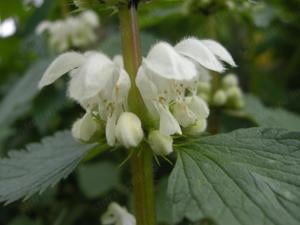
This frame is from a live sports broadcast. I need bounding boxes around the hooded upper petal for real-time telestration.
[201,39,237,67]
[175,37,225,72]
[143,42,197,80]
[38,52,84,89]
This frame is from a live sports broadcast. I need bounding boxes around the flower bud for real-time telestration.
[72,112,101,142]
[222,73,238,89]
[148,130,173,156]
[184,119,207,135]
[226,86,243,99]
[115,112,144,148]
[212,89,227,106]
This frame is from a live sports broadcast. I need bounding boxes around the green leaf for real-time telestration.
[156,177,173,224]
[168,128,300,225]
[244,95,300,131]
[77,161,120,199]
[0,58,52,127]
[0,131,95,204]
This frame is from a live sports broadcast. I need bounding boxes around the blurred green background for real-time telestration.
[0,0,299,224]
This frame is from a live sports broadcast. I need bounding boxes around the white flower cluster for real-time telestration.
[198,73,244,109]
[39,37,235,156]
[101,202,136,225]
[36,11,99,53]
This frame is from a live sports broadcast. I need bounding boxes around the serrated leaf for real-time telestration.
[168,128,300,225]
[0,58,52,127]
[244,95,300,131]
[0,131,96,204]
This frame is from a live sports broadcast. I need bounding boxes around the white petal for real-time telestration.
[38,52,84,89]
[157,104,182,135]
[68,52,117,102]
[144,42,197,80]
[112,68,131,105]
[71,112,99,142]
[196,65,211,82]
[201,39,237,67]
[175,37,224,72]
[148,130,173,156]
[105,111,118,146]
[101,202,136,225]
[136,67,160,116]
[113,55,124,68]
[172,101,197,127]
[115,112,144,149]
[187,95,210,119]
[83,52,114,89]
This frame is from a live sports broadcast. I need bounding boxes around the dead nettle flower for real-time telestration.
[39,51,131,146]
[38,36,236,153]
[136,37,236,154]
[36,11,99,52]
[101,202,136,225]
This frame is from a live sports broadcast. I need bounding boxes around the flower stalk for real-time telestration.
[119,2,157,225]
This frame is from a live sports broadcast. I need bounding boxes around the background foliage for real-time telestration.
[0,0,300,224]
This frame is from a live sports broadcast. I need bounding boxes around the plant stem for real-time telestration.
[119,3,157,225]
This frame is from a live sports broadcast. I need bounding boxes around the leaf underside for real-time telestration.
[169,128,300,225]
[0,131,95,205]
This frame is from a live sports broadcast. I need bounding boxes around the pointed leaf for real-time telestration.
[0,59,52,127]
[0,131,96,204]
[168,128,300,225]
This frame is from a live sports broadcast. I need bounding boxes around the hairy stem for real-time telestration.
[119,3,157,225]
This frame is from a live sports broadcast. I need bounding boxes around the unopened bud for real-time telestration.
[212,89,227,106]
[226,86,243,99]
[115,112,144,148]
[148,130,173,156]
[222,74,238,89]
[184,119,207,135]
[72,112,101,142]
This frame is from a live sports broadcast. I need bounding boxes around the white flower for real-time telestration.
[115,112,144,148]
[148,130,173,156]
[136,42,198,135]
[71,111,100,142]
[101,202,136,225]
[36,11,99,52]
[173,95,209,127]
[38,51,130,146]
[80,10,100,28]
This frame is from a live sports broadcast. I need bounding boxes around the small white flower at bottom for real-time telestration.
[101,202,136,225]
